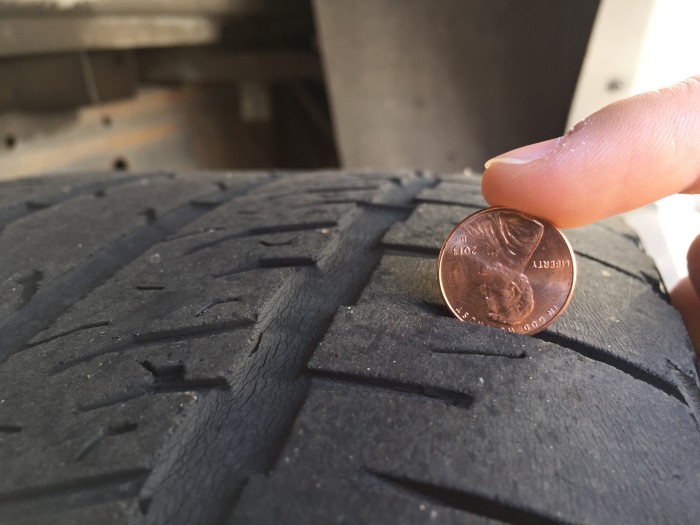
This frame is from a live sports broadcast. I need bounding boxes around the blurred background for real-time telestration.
[0,0,698,288]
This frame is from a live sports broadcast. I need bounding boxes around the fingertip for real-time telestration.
[481,162,589,228]
[482,139,562,213]
[481,77,700,227]
[484,138,561,170]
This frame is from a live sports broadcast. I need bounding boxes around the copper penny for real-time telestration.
[438,207,576,335]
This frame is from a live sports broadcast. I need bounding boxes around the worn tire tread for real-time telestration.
[0,170,697,525]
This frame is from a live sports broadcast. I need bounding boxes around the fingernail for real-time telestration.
[484,137,560,170]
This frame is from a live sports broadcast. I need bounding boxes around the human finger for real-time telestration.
[482,76,700,228]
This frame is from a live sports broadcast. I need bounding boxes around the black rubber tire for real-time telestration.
[0,169,698,525]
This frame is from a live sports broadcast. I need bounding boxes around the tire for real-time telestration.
[0,169,698,525]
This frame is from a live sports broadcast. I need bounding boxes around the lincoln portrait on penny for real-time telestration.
[463,210,544,325]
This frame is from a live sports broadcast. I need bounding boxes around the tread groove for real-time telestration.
[308,369,474,410]
[133,172,435,525]
[667,359,700,431]
[593,222,641,245]
[381,243,440,258]
[132,319,255,344]
[576,251,646,285]
[414,198,484,209]
[80,379,229,412]
[247,221,337,236]
[76,422,138,461]
[164,227,226,243]
[577,252,667,300]
[0,469,150,521]
[26,321,111,349]
[537,331,683,403]
[185,221,338,255]
[49,318,256,375]
[304,185,379,194]
[248,332,264,356]
[291,198,360,208]
[140,360,230,392]
[25,201,51,210]
[0,173,171,230]
[79,388,150,412]
[428,346,527,358]
[0,176,270,364]
[258,257,316,269]
[640,270,669,300]
[213,258,317,278]
[17,270,43,308]
[259,239,293,247]
[194,297,241,317]
[357,201,414,213]
[418,300,457,317]
[367,470,569,525]
[155,378,230,393]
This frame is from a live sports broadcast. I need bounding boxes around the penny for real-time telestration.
[438,207,576,335]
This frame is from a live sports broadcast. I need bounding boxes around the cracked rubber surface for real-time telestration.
[0,170,698,525]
